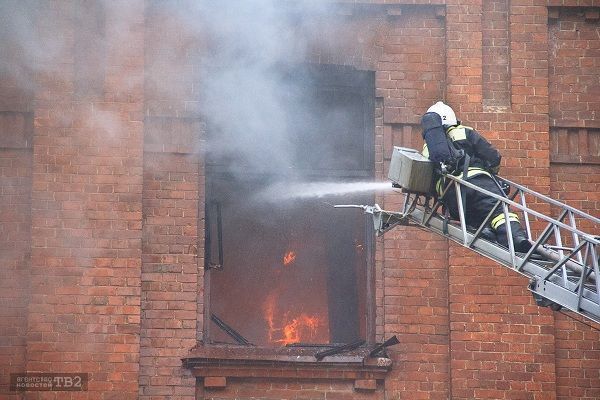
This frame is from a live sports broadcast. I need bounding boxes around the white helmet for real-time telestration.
[427,101,457,127]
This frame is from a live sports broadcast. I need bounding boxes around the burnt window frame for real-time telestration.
[202,64,376,348]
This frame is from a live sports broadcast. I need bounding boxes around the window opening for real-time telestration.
[204,65,375,347]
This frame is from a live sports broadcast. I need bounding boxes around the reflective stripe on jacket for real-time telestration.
[434,166,492,196]
[491,212,520,229]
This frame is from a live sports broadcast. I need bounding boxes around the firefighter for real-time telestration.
[422,101,532,253]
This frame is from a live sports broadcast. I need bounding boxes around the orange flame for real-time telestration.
[263,293,321,345]
[278,314,320,345]
[283,251,296,266]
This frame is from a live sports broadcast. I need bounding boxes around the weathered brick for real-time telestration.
[1,2,599,400]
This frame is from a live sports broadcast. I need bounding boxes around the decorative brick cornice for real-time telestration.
[182,344,392,390]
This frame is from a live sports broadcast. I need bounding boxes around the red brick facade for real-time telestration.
[1,1,599,399]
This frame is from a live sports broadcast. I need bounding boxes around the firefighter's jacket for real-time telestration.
[422,125,522,232]
[422,125,502,196]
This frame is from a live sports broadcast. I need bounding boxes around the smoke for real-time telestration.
[1,0,375,188]
[1,0,361,177]
[180,0,340,177]
[1,1,144,142]
[0,1,57,99]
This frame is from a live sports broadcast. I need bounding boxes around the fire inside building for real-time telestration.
[1,1,599,399]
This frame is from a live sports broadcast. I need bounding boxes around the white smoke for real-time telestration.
[175,0,339,176]
[2,1,360,178]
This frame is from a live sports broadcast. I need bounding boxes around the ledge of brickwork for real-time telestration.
[548,5,600,21]
[182,344,392,390]
[550,155,600,165]
[551,119,600,129]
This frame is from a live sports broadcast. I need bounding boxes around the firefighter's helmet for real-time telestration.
[427,101,457,127]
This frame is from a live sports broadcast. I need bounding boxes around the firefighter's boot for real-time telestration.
[495,221,532,253]
[480,226,497,242]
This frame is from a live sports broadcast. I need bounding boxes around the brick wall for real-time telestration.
[549,6,600,400]
[482,0,511,109]
[140,2,204,398]
[549,7,600,128]
[448,246,557,399]
[0,3,34,396]
[0,116,32,397]
[140,151,198,399]
[374,6,450,399]
[197,378,382,400]
[555,314,600,400]
[548,4,600,218]
[381,226,449,399]
[0,1,599,399]
[444,1,559,399]
[20,2,145,399]
[550,163,600,219]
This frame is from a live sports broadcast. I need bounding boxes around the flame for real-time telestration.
[278,314,320,345]
[263,293,322,345]
[283,251,296,266]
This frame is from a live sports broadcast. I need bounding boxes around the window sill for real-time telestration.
[182,343,392,390]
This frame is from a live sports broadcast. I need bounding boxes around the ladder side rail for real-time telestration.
[499,176,600,225]
[447,176,598,288]
[445,175,600,245]
[404,206,600,323]
[512,189,589,281]
[531,278,600,322]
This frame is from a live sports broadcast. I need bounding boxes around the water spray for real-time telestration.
[256,180,394,202]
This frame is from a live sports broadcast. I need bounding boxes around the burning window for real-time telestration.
[204,65,375,347]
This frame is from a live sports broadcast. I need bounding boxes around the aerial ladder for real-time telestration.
[338,147,600,325]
